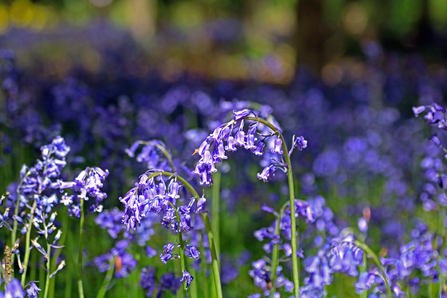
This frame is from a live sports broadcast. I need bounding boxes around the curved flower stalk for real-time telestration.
[249,200,313,297]
[120,170,222,298]
[125,139,176,172]
[192,109,307,297]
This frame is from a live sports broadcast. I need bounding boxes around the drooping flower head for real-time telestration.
[192,109,307,185]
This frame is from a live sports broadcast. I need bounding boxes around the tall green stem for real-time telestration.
[78,199,85,298]
[200,232,210,298]
[360,251,368,298]
[43,242,51,298]
[65,228,73,298]
[21,200,37,286]
[270,202,288,297]
[178,220,187,298]
[246,117,300,297]
[146,171,223,298]
[190,267,198,298]
[96,256,115,298]
[203,212,223,298]
[210,168,220,298]
[49,210,69,298]
[211,170,221,259]
[354,240,392,298]
[11,172,28,267]
[43,216,52,298]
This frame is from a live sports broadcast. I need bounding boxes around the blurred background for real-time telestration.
[1,0,447,84]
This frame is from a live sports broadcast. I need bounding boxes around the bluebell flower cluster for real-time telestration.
[1,135,109,294]
[193,109,307,185]
[120,173,202,289]
[66,166,109,216]
[19,136,70,196]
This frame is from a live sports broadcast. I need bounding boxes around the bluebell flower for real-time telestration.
[180,270,194,289]
[293,136,308,151]
[186,245,200,259]
[233,109,252,120]
[196,195,207,213]
[271,138,283,154]
[125,141,141,158]
[244,124,258,150]
[25,282,40,298]
[235,130,245,147]
[257,165,277,183]
[412,106,426,117]
[5,278,25,298]
[225,136,237,151]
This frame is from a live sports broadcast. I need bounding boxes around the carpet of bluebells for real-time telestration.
[2,23,447,298]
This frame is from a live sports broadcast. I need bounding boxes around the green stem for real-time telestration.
[21,200,37,287]
[153,143,176,173]
[96,256,115,298]
[246,117,300,297]
[141,141,176,172]
[200,232,210,298]
[211,170,221,259]
[30,249,37,282]
[11,172,28,267]
[146,171,223,298]
[203,212,223,298]
[178,223,187,298]
[43,241,51,298]
[78,199,85,298]
[360,251,368,298]
[354,240,392,298]
[65,229,72,298]
[270,202,289,298]
[49,210,69,298]
[190,268,198,298]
